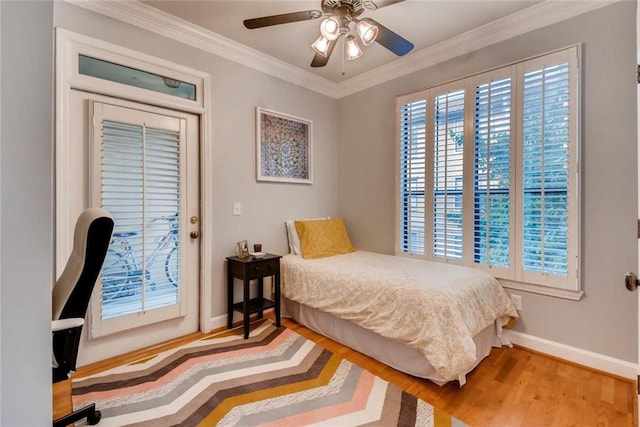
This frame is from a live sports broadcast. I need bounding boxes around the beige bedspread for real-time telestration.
[281,251,518,381]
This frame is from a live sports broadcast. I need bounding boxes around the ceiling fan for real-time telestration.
[243,0,414,69]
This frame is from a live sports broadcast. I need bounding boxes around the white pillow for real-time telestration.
[285,218,329,255]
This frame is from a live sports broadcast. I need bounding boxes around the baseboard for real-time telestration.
[209,314,227,332]
[504,329,637,380]
[208,310,287,333]
[209,315,638,380]
[209,303,291,333]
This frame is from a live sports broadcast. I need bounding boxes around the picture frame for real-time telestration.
[256,107,313,184]
[235,240,249,258]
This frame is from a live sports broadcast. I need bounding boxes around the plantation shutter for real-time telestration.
[473,77,512,269]
[432,89,465,260]
[398,99,427,255]
[100,119,145,318]
[395,47,579,294]
[521,61,570,279]
[93,102,185,330]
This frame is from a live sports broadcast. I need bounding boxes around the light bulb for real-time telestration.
[311,35,330,57]
[344,35,363,61]
[356,19,378,46]
[320,17,340,41]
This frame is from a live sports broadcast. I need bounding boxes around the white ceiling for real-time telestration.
[142,0,541,83]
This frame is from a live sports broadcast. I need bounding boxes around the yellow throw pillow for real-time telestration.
[294,218,356,259]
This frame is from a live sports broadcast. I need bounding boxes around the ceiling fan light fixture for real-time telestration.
[243,0,415,71]
[320,17,341,41]
[311,35,331,56]
[344,34,363,60]
[356,19,378,46]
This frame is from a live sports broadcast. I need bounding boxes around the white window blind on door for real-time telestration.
[100,120,181,319]
[92,102,187,336]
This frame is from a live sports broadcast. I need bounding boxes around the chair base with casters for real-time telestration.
[52,208,114,427]
[52,321,102,426]
[53,403,101,427]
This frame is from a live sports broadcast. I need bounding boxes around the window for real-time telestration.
[399,99,427,255]
[79,55,197,100]
[521,62,571,280]
[396,47,579,294]
[433,89,465,260]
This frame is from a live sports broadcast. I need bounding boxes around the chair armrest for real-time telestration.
[52,318,84,332]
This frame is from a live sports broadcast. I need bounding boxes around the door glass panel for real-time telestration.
[99,119,181,320]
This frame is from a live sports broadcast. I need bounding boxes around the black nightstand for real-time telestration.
[226,253,282,339]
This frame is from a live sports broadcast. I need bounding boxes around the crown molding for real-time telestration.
[65,0,341,98]
[65,0,620,100]
[336,0,620,97]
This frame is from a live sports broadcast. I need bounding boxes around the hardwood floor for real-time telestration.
[54,317,637,426]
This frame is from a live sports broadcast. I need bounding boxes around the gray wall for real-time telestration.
[54,2,339,326]
[337,1,638,362]
[0,3,635,424]
[1,1,54,425]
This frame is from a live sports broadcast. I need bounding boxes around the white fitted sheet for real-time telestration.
[284,298,502,386]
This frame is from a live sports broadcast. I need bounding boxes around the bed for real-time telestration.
[281,218,519,386]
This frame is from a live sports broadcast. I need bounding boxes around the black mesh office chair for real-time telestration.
[52,208,114,427]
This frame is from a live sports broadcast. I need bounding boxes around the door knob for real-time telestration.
[190,231,200,239]
[625,272,638,291]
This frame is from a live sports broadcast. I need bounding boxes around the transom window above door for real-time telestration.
[79,55,197,101]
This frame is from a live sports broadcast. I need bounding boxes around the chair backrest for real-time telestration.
[52,208,114,322]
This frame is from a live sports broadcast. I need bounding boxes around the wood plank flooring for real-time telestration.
[53,317,637,426]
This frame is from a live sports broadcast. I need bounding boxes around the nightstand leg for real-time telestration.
[227,266,233,330]
[257,277,264,319]
[274,270,281,327]
[243,278,250,339]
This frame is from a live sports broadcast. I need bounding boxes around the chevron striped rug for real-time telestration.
[72,320,466,426]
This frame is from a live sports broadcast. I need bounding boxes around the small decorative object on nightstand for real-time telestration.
[226,253,282,339]
[234,240,250,258]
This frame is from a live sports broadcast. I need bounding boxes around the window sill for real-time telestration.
[499,279,584,301]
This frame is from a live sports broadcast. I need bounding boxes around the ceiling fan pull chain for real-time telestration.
[341,35,346,75]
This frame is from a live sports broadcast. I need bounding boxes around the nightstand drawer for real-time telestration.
[246,259,278,280]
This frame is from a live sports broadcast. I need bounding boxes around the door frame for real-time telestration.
[637,0,640,411]
[55,28,214,333]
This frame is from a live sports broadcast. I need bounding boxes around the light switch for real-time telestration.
[233,202,242,216]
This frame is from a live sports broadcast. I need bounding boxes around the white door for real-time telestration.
[62,91,200,364]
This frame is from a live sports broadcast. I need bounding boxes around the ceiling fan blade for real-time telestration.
[369,18,414,56]
[367,0,405,10]
[310,39,337,67]
[243,10,322,29]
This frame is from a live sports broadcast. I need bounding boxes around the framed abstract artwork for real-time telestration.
[256,107,313,184]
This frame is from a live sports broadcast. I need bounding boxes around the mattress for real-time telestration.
[281,251,518,384]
